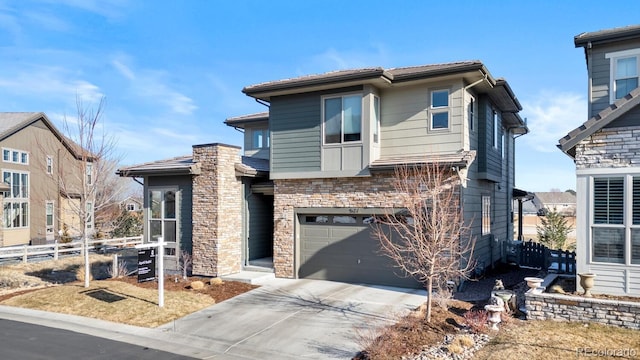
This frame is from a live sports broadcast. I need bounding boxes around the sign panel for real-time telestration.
[137,248,156,283]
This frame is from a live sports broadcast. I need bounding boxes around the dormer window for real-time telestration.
[323,94,362,144]
[606,49,640,103]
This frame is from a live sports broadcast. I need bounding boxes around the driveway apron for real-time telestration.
[159,278,426,359]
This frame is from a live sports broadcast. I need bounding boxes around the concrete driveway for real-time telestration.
[159,278,426,359]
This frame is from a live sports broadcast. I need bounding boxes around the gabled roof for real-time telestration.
[575,25,640,48]
[558,86,640,158]
[0,112,87,159]
[117,155,200,177]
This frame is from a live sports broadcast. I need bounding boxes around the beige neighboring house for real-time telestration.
[534,192,576,216]
[0,112,93,246]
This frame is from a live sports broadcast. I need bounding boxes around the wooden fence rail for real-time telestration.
[504,240,576,275]
[0,236,143,263]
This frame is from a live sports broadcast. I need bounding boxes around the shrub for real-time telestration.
[209,278,223,286]
[190,280,204,290]
[463,309,488,334]
[456,334,475,348]
[447,343,464,354]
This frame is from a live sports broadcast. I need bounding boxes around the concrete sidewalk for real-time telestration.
[0,278,426,359]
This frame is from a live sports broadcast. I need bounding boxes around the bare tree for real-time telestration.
[372,161,475,322]
[58,97,122,288]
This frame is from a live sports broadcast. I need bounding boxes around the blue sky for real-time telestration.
[1,1,639,192]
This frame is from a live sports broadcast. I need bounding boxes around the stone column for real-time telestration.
[191,143,242,277]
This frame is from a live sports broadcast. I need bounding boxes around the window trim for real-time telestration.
[468,95,476,133]
[588,174,640,266]
[2,148,28,165]
[373,95,380,143]
[482,195,491,235]
[429,89,450,131]
[46,155,53,175]
[606,48,640,104]
[492,109,499,149]
[2,169,29,229]
[251,128,270,150]
[322,93,364,145]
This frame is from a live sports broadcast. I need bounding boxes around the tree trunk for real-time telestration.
[426,277,433,322]
[84,236,90,288]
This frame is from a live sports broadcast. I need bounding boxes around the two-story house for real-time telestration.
[0,112,93,246]
[119,60,528,288]
[559,25,640,297]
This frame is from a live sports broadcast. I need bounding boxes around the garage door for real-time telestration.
[298,214,421,289]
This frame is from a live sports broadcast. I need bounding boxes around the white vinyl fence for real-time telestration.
[0,236,142,263]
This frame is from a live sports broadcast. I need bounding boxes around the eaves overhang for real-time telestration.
[558,86,640,159]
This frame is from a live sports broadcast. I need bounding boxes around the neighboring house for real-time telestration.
[119,60,528,288]
[121,196,143,212]
[0,112,94,246]
[534,192,576,216]
[559,25,640,296]
[513,191,577,244]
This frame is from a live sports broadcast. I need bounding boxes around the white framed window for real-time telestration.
[430,89,449,130]
[2,170,29,228]
[323,94,362,144]
[493,109,499,149]
[149,188,178,249]
[606,49,640,103]
[85,201,93,230]
[482,195,491,235]
[590,175,640,265]
[2,148,28,165]
[126,203,136,211]
[502,130,506,159]
[468,96,475,132]
[86,163,93,185]
[251,128,270,149]
[46,156,53,174]
[373,95,380,143]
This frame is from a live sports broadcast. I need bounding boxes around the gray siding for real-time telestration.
[244,123,270,160]
[588,39,640,117]
[147,175,193,253]
[607,103,640,128]
[476,96,502,181]
[379,81,464,157]
[269,93,322,174]
[269,86,364,176]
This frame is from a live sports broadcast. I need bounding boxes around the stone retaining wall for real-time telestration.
[525,291,640,330]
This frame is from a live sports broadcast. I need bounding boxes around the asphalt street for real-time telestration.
[0,319,195,360]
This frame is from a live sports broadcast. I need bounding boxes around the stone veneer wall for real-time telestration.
[273,173,460,278]
[191,143,242,277]
[525,291,640,329]
[574,126,640,169]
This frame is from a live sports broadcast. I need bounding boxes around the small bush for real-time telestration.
[455,334,475,348]
[209,278,223,286]
[432,288,453,310]
[107,260,130,278]
[447,343,464,354]
[463,310,488,334]
[75,267,94,282]
[190,280,204,290]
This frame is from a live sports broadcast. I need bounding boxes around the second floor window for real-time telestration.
[430,90,449,130]
[46,156,53,174]
[324,94,362,144]
[607,49,640,103]
[614,56,638,100]
[252,129,270,149]
[3,148,28,165]
[493,109,499,149]
[86,163,93,185]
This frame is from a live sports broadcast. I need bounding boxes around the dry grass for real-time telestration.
[0,255,113,295]
[474,320,640,359]
[1,279,215,328]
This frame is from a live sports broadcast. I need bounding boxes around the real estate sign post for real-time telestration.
[135,239,166,307]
